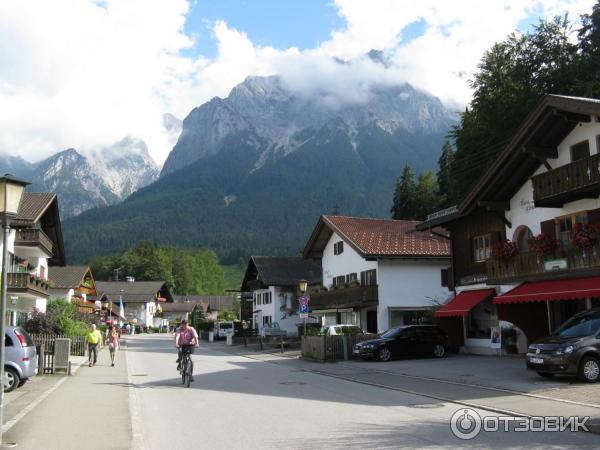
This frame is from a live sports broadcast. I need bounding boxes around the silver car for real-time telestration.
[5,326,37,392]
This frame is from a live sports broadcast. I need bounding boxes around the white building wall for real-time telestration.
[377,259,450,331]
[321,231,377,287]
[506,121,600,238]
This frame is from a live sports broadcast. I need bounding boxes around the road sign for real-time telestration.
[299,304,308,313]
[299,295,309,306]
[299,313,308,319]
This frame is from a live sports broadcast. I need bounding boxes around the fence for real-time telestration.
[30,333,87,357]
[301,334,377,362]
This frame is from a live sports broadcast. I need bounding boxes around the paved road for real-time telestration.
[126,335,599,449]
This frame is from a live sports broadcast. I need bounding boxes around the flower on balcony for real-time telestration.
[492,240,519,259]
[527,233,557,256]
[569,223,600,249]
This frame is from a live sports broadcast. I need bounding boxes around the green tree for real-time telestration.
[450,16,579,201]
[436,141,455,207]
[391,165,418,220]
[414,171,440,220]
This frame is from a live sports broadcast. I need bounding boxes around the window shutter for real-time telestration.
[540,219,555,238]
[441,268,449,287]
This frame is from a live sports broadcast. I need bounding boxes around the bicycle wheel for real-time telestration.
[186,359,193,388]
[181,359,187,385]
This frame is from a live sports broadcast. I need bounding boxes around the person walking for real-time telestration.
[106,325,119,367]
[85,324,103,367]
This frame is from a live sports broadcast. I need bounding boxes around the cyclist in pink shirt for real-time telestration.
[175,320,199,371]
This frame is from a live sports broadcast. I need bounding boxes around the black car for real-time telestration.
[526,308,600,383]
[353,325,448,361]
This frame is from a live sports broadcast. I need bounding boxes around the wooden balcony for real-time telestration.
[14,228,53,257]
[486,241,600,284]
[6,273,50,298]
[310,284,378,310]
[532,153,600,207]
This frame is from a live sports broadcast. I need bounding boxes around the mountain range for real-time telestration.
[62,74,458,264]
[0,137,159,218]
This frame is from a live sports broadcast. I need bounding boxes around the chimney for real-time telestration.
[126,276,135,283]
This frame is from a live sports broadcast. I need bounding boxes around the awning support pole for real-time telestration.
[546,301,552,334]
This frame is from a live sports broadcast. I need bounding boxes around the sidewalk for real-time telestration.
[212,341,600,433]
[3,347,131,449]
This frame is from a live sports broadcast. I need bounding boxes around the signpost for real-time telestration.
[299,295,310,333]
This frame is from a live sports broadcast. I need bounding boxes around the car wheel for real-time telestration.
[536,372,555,378]
[432,344,446,358]
[579,356,600,383]
[4,367,19,393]
[378,347,391,362]
[18,379,27,388]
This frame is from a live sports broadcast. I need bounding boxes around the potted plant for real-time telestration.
[492,240,519,259]
[527,233,557,259]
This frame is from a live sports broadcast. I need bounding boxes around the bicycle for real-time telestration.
[179,345,194,388]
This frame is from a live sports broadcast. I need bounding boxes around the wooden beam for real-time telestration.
[552,109,591,123]
[522,145,558,159]
[478,201,510,211]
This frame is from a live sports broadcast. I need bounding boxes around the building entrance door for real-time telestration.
[366,310,377,333]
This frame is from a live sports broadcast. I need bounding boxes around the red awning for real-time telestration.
[435,288,495,318]
[494,276,600,304]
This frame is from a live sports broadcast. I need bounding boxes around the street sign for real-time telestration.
[299,304,309,313]
[299,295,309,306]
[299,313,308,319]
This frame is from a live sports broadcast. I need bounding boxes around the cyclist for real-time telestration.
[175,320,199,379]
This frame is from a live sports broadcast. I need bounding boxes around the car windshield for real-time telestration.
[219,323,233,329]
[554,314,600,337]
[380,327,404,338]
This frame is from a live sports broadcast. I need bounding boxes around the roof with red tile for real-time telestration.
[304,215,451,259]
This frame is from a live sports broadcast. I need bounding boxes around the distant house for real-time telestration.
[241,256,322,336]
[3,192,66,325]
[95,278,173,328]
[48,265,98,313]
[303,215,451,333]
[157,302,199,327]
[172,295,235,321]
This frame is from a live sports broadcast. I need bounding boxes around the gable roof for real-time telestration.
[95,281,173,303]
[460,94,600,215]
[303,215,451,259]
[48,266,92,289]
[160,302,197,313]
[13,192,66,266]
[241,256,322,291]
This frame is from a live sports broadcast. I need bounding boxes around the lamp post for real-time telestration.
[299,279,308,335]
[0,174,29,447]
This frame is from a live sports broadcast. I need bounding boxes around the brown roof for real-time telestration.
[95,281,173,303]
[241,257,322,291]
[13,193,56,227]
[48,266,91,289]
[172,295,233,311]
[304,215,451,259]
[161,302,197,313]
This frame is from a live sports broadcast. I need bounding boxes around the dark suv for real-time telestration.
[526,308,600,382]
[353,325,448,361]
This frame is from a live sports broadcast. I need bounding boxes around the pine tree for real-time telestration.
[437,141,455,207]
[391,165,417,220]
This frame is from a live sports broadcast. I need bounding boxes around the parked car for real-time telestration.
[214,321,235,339]
[526,308,600,383]
[5,326,37,392]
[321,324,364,336]
[262,322,286,337]
[353,325,448,361]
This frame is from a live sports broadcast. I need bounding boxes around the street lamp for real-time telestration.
[0,174,29,447]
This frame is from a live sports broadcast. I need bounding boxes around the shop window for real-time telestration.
[571,140,590,162]
[472,234,492,262]
[360,269,377,286]
[334,241,344,255]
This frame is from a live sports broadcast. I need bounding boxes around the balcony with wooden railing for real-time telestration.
[6,272,50,298]
[14,228,53,257]
[310,284,378,310]
[532,153,600,207]
[486,240,600,284]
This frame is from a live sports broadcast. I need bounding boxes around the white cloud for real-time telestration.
[0,0,596,164]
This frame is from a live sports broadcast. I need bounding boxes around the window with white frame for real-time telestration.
[472,234,492,262]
